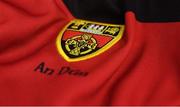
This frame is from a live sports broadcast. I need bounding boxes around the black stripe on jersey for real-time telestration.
[63,0,180,23]
[126,0,180,22]
[63,0,125,24]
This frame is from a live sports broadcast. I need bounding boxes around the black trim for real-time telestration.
[63,0,125,24]
[126,0,180,22]
[63,0,180,23]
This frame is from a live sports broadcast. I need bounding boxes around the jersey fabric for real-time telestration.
[0,0,180,105]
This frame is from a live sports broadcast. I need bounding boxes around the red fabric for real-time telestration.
[0,0,179,105]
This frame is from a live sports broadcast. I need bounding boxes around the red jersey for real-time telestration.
[0,0,179,105]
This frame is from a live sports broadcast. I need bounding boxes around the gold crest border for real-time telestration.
[56,19,125,62]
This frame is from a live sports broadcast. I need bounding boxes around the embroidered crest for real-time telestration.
[56,19,125,62]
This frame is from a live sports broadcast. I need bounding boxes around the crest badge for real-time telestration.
[56,19,125,62]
